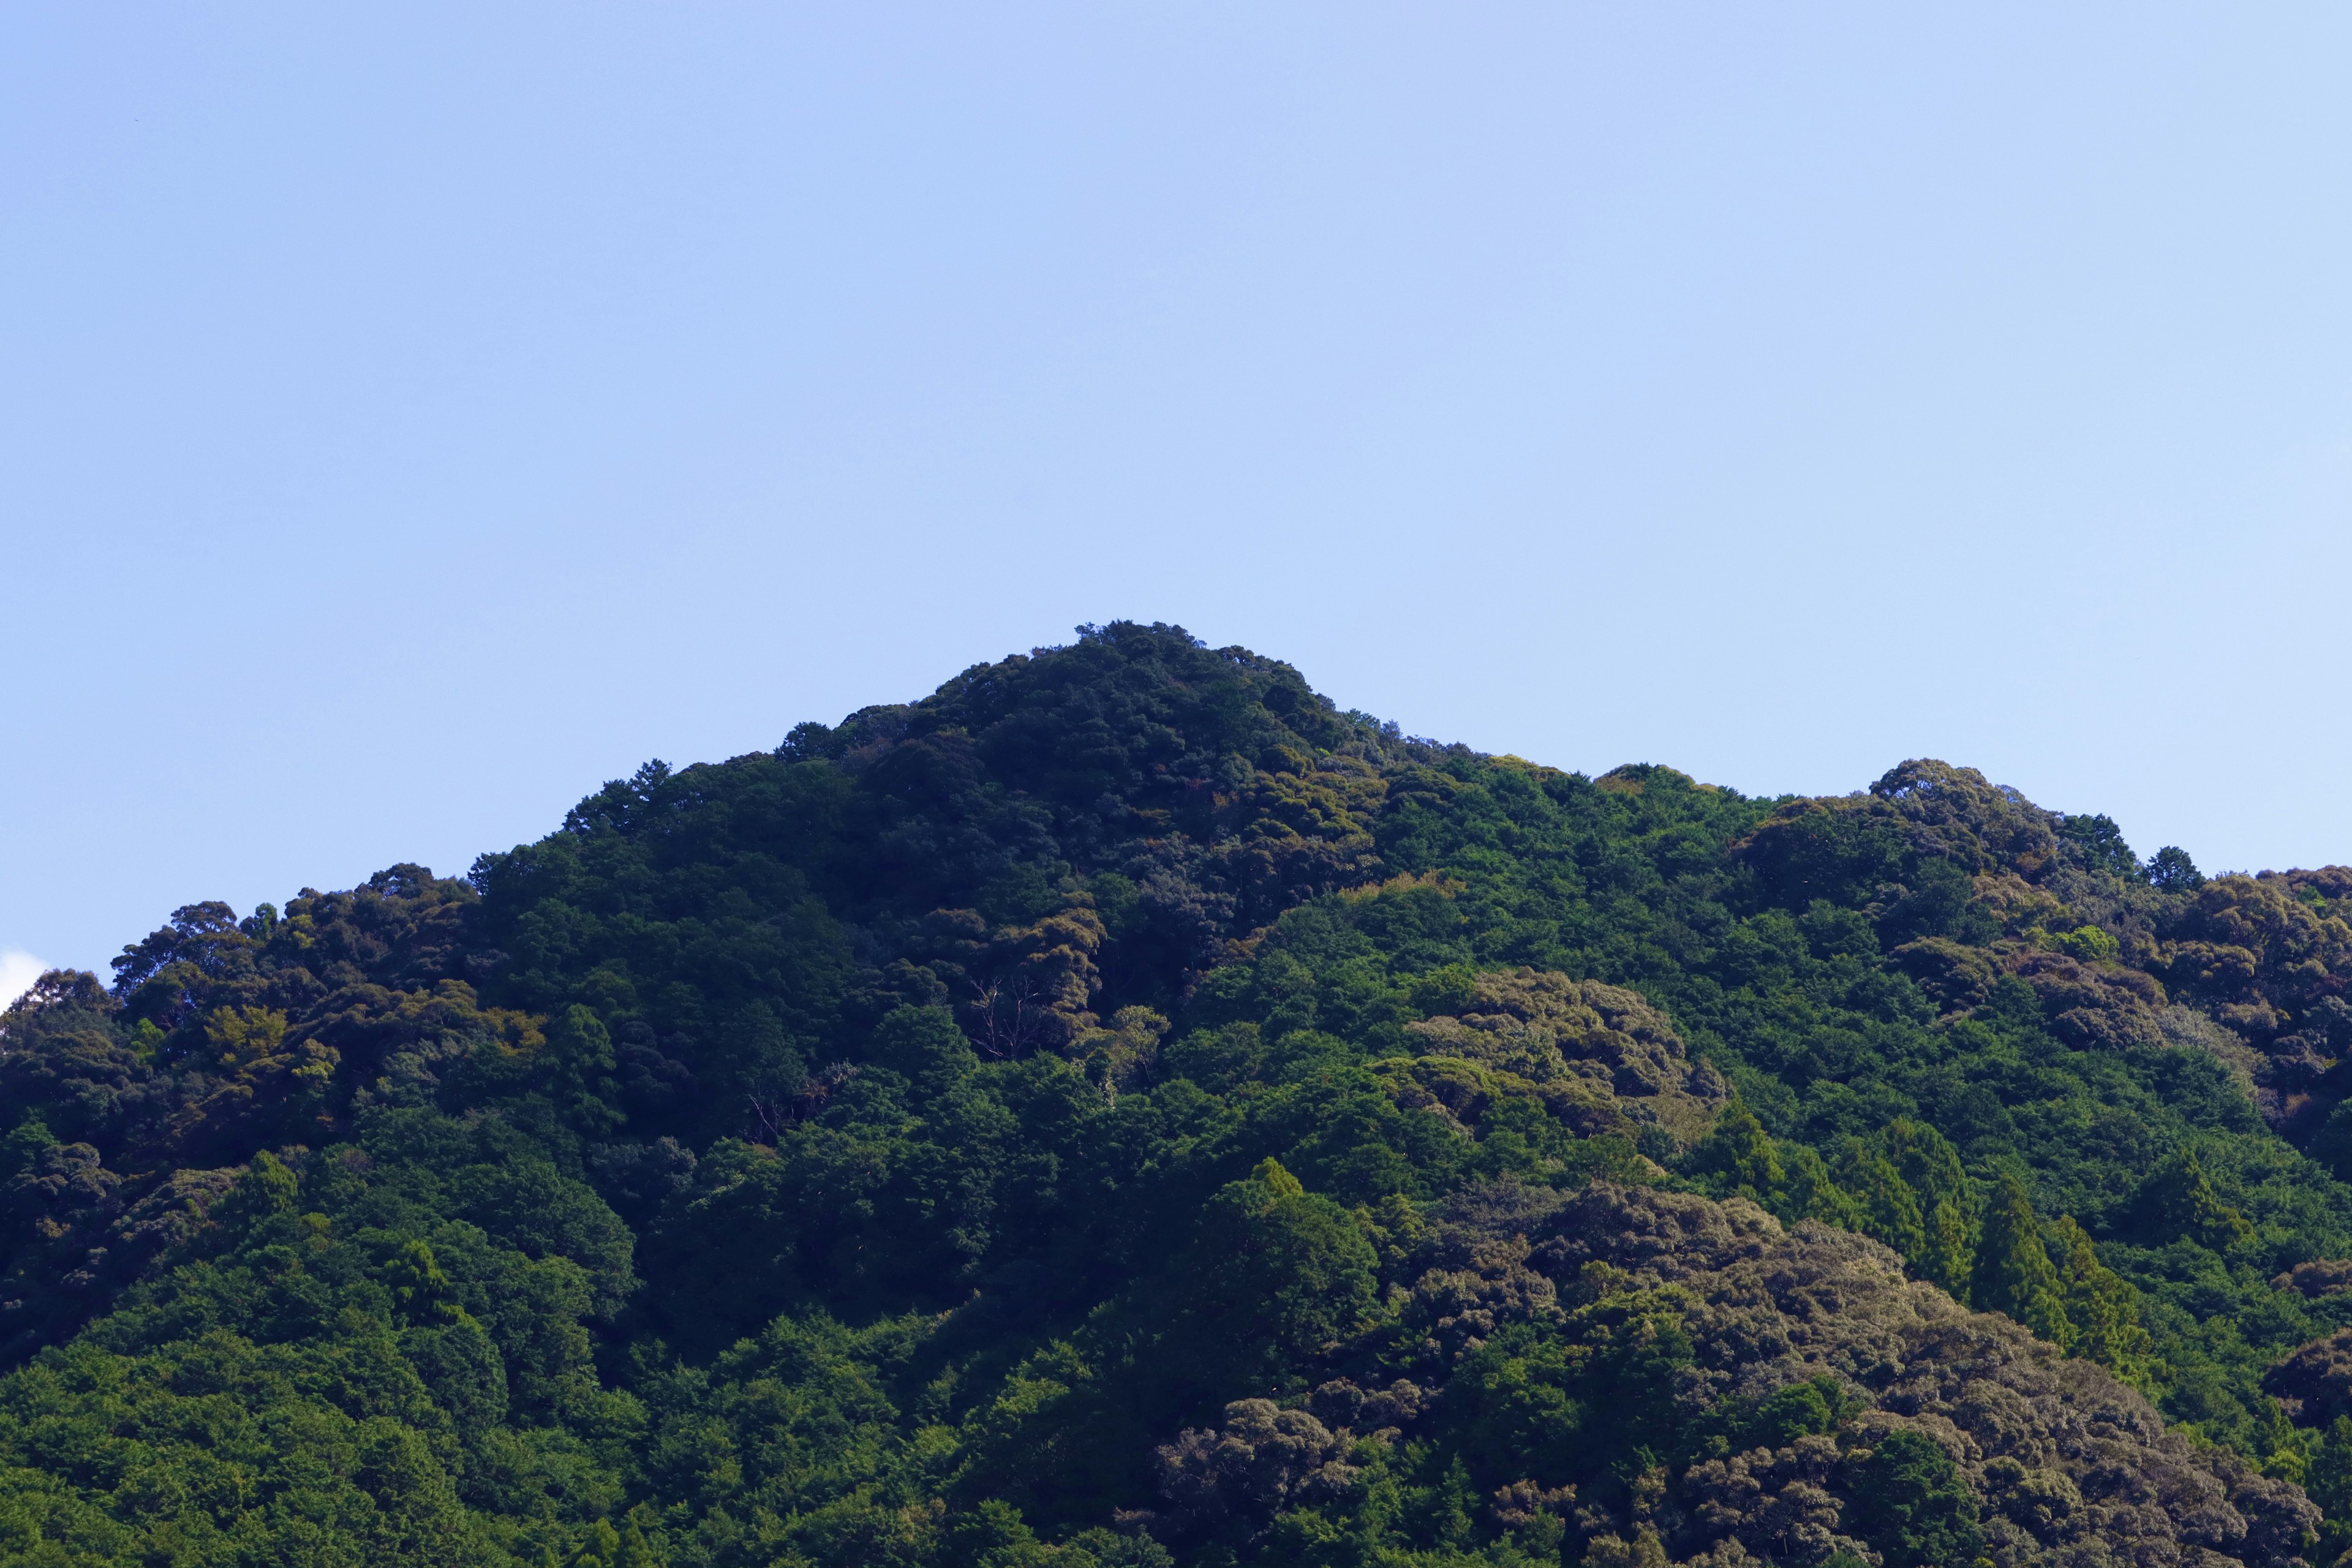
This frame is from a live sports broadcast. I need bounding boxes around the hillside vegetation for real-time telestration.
[6,620,2352,1567]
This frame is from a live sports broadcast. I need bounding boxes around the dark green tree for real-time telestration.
[1972,1172,2071,1348]
[1882,1118,1973,1296]
[1833,1139,1926,1265]
[2058,813,2140,880]
[2146,845,2205,892]
[1174,1159,1378,1392]
[1843,1430,1985,1568]
[2145,1147,2253,1251]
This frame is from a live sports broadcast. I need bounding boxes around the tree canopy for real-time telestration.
[4,621,2351,1566]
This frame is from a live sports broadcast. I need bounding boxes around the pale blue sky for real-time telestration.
[7,5,2352,987]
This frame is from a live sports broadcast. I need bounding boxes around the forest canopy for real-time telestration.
[4,620,2352,1567]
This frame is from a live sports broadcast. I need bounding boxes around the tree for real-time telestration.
[1882,1118,1974,1295]
[2146,845,2205,893]
[868,1003,976,1096]
[1842,1430,1985,1568]
[1689,1102,1784,1206]
[1776,1142,1860,1228]
[1167,1159,1378,1399]
[2144,1147,2253,1251]
[2049,1215,2158,1389]
[538,1005,625,1136]
[568,1520,620,1568]
[1833,1139,1926,1264]
[219,1148,301,1231]
[385,1238,461,1326]
[1971,1172,2071,1348]
[2058,813,2140,880]
[2307,1417,2352,1561]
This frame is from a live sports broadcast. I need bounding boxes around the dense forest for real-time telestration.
[7,620,2352,1567]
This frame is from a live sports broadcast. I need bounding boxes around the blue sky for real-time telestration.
[7,4,2351,990]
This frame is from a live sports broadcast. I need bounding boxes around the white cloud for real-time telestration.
[0,952,47,1011]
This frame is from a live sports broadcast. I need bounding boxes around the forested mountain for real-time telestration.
[7,620,2352,1567]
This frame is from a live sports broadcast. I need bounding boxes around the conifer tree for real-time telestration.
[2148,1147,2253,1251]
[1833,1139,1926,1263]
[570,1520,621,1568]
[1777,1142,1859,1227]
[616,1517,662,1568]
[1884,1118,1975,1295]
[2048,1215,2158,1389]
[1971,1172,2072,1348]
[1692,1101,1784,1205]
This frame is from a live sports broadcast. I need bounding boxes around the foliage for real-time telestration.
[1841,1429,1983,1568]
[0,622,2348,1564]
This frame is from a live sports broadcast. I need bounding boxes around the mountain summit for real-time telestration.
[4,622,2351,1566]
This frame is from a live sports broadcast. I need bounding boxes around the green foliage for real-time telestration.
[2059,813,2141,881]
[2309,1418,2352,1562]
[1885,1118,1975,1295]
[0,624,2348,1563]
[1696,1374,1863,1455]
[1973,1172,2073,1347]
[2147,845,2207,892]
[2145,1147,2256,1252]
[1842,1430,1985,1568]
[1836,1138,1929,1262]
[1685,1101,1782,1205]
[2049,1215,2158,1389]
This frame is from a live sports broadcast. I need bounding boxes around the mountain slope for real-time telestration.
[3,620,2351,1567]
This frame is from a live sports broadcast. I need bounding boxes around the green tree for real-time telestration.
[1153,1159,1379,1417]
[2057,813,2139,880]
[385,1238,461,1325]
[1689,1101,1784,1205]
[1776,1142,1860,1227]
[2146,845,2205,892]
[569,1519,621,1568]
[2049,1215,2158,1389]
[2146,1148,2253,1251]
[1972,1172,2071,1347]
[1842,1429,1985,1568]
[869,1003,976,1096]
[1882,1118,1974,1295]
[219,1147,301,1230]
[1,1114,56,1177]
[539,1004,625,1136]
[2305,1417,2352,1560]
[615,1516,661,1568]
[1833,1139,1926,1264]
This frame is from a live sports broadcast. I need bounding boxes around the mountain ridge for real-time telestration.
[3,620,2350,1567]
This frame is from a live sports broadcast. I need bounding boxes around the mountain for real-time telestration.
[4,619,2351,1567]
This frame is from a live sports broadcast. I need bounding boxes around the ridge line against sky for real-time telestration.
[6,5,2350,974]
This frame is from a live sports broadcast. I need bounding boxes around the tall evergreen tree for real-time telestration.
[1883,1118,1974,1295]
[1833,1139,1926,1264]
[1777,1142,1860,1228]
[1972,1172,2072,1348]
[2147,1147,2254,1251]
[2049,1215,2158,1389]
[1691,1101,1784,1207]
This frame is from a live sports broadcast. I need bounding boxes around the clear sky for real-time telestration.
[7,5,2351,992]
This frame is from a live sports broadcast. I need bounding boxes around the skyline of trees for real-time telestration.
[1,621,2348,1566]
